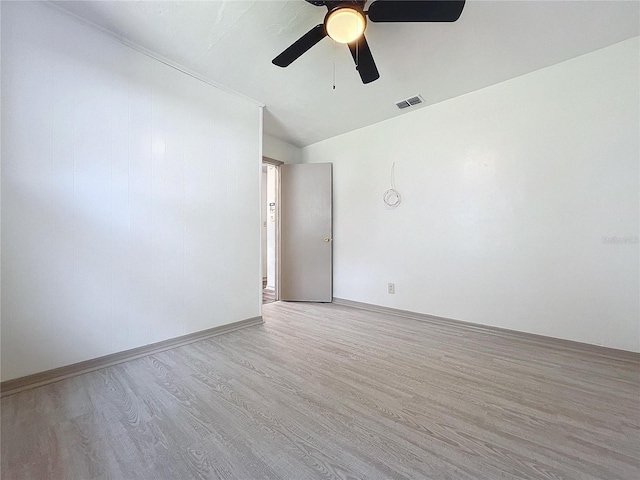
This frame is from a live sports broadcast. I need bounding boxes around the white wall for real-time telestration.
[0,3,3,376]
[303,38,640,352]
[1,2,262,381]
[263,133,301,164]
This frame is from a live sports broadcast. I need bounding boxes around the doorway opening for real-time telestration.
[262,157,282,304]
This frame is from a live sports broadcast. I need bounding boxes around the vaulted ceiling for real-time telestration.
[52,1,639,147]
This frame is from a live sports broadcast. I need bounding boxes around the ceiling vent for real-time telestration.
[395,95,424,110]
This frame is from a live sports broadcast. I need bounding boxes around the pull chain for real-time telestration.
[332,39,336,90]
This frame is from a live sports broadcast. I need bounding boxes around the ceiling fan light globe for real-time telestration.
[325,7,366,44]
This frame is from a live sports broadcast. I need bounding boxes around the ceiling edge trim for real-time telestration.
[44,1,266,108]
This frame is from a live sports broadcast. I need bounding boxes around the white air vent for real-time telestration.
[395,95,424,110]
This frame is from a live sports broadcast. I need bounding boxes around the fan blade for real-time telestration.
[367,0,465,23]
[272,24,327,67]
[348,35,380,84]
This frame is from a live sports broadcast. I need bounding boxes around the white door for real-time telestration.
[280,163,332,302]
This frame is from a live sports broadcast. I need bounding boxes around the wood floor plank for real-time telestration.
[2,301,639,479]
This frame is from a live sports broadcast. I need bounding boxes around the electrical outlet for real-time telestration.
[388,283,395,294]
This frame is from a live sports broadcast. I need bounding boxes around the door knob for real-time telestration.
[324,237,332,242]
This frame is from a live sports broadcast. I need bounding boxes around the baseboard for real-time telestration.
[1,316,264,397]
[332,298,640,361]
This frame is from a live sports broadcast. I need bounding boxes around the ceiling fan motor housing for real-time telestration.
[324,4,367,44]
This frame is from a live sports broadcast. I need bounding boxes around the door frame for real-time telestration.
[262,156,283,302]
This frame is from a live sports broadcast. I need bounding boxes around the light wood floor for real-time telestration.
[2,301,639,479]
[262,288,275,305]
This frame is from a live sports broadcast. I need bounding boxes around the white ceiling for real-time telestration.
[52,1,639,147]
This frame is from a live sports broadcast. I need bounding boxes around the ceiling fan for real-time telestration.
[272,1,466,84]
